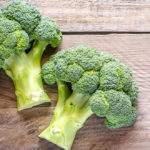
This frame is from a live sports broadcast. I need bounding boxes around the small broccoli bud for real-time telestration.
[14,30,29,53]
[3,32,18,48]
[90,89,137,129]
[0,46,14,60]
[127,80,138,104]
[66,64,84,82]
[89,90,110,117]
[1,0,41,34]
[100,52,119,64]
[100,62,132,91]
[42,74,56,85]
[55,58,68,81]
[42,60,56,85]
[0,17,22,44]
[77,47,103,71]
[55,61,84,82]
[79,55,103,71]
[72,71,99,94]
[32,17,62,48]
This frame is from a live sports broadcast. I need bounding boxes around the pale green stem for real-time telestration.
[3,41,50,111]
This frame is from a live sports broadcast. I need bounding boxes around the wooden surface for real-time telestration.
[0,34,150,150]
[0,0,150,150]
[1,0,150,32]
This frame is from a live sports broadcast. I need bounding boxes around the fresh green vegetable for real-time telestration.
[39,46,138,150]
[0,1,62,110]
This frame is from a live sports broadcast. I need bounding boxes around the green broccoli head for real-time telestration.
[0,1,62,68]
[89,90,137,129]
[0,17,29,67]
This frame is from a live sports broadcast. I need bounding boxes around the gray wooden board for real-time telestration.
[0,34,150,150]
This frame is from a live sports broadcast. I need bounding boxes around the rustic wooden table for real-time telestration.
[0,0,150,150]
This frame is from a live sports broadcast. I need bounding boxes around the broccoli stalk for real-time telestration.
[3,41,49,110]
[39,81,93,150]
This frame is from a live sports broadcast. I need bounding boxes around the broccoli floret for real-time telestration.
[32,17,62,48]
[42,60,56,85]
[0,1,62,110]
[39,46,138,150]
[1,0,41,34]
[89,90,110,117]
[90,90,137,129]
[72,71,100,94]
[99,61,132,91]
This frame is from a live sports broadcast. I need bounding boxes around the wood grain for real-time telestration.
[1,0,150,32]
[0,34,150,150]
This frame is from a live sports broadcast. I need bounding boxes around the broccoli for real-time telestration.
[0,1,62,110]
[39,46,138,150]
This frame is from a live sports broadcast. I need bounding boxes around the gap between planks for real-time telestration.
[63,32,150,35]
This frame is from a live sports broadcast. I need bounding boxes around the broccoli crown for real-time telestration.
[42,45,135,95]
[0,1,62,67]
[89,90,137,129]
[42,46,138,129]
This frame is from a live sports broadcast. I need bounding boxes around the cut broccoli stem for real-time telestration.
[3,41,50,111]
[54,79,71,115]
[39,92,93,150]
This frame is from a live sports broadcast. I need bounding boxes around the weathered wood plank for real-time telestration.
[1,0,150,32]
[0,34,150,150]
